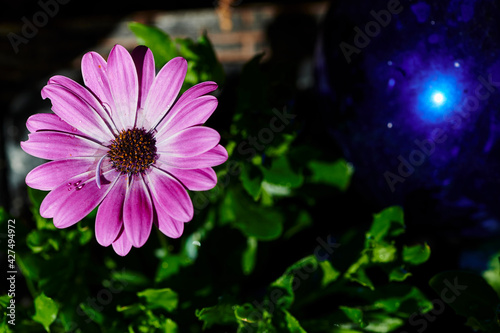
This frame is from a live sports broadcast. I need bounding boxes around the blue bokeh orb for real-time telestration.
[317,0,500,221]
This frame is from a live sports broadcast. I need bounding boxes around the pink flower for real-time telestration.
[21,45,227,256]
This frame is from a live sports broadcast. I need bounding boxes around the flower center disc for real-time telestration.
[108,128,157,175]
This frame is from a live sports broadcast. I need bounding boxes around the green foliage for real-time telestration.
[137,288,178,312]
[196,207,432,333]
[307,159,354,191]
[32,293,59,332]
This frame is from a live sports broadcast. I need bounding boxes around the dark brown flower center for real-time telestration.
[108,128,157,175]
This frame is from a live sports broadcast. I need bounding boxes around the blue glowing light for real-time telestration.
[432,91,445,106]
[416,74,462,122]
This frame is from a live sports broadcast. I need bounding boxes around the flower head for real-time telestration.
[21,45,227,256]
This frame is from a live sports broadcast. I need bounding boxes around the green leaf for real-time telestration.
[174,37,200,60]
[366,206,405,243]
[234,303,276,332]
[389,267,412,282]
[339,306,368,328]
[370,242,397,263]
[220,188,283,241]
[260,155,303,190]
[79,301,104,324]
[28,188,55,230]
[165,318,178,333]
[26,231,50,253]
[111,269,149,287]
[195,304,237,329]
[429,271,500,327]
[240,163,263,200]
[155,254,192,283]
[482,254,500,296]
[319,261,341,287]
[128,22,177,67]
[402,243,431,265]
[372,287,432,314]
[0,318,14,333]
[283,309,307,333]
[363,315,404,333]
[345,253,374,290]
[271,256,320,309]
[242,237,258,275]
[32,293,59,332]
[137,288,178,312]
[308,159,354,191]
[116,303,143,317]
[0,295,11,308]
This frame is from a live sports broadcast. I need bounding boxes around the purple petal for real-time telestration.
[40,169,120,228]
[154,211,185,238]
[153,81,217,137]
[112,227,133,256]
[141,57,187,130]
[175,81,218,107]
[81,51,116,121]
[157,126,220,157]
[145,167,193,222]
[158,166,217,191]
[123,174,153,248]
[21,131,108,160]
[157,144,228,169]
[154,95,218,142]
[47,75,117,134]
[41,84,115,143]
[132,46,155,112]
[107,45,139,130]
[26,157,111,191]
[26,113,85,135]
[95,174,126,246]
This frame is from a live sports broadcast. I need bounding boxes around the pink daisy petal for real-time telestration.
[132,46,155,112]
[95,174,127,246]
[40,169,120,228]
[158,166,217,191]
[41,84,115,143]
[154,95,218,142]
[26,157,110,191]
[112,227,133,256]
[157,144,228,169]
[123,174,153,248]
[47,75,117,134]
[141,57,187,130]
[154,211,184,239]
[21,131,108,160]
[26,113,85,135]
[107,44,139,130]
[81,52,116,119]
[175,81,218,107]
[146,167,193,222]
[157,126,220,157]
